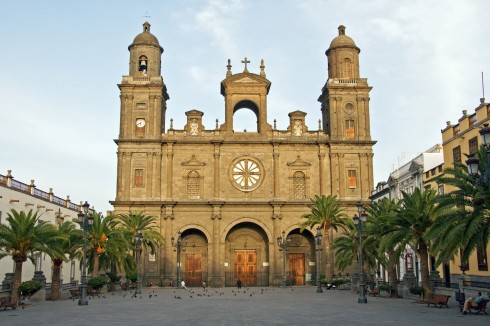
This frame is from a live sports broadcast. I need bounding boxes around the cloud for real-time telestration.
[191,0,244,55]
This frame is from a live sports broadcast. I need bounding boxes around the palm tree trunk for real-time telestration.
[324,226,332,281]
[418,241,432,300]
[387,250,399,298]
[11,256,25,304]
[51,259,63,301]
[93,254,99,277]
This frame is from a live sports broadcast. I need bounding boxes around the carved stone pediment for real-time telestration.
[287,156,311,167]
[182,154,206,166]
[235,77,256,83]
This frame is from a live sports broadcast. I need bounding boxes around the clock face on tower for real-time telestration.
[136,119,146,127]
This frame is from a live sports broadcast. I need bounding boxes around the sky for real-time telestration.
[1,0,490,214]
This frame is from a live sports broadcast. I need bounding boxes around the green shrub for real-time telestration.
[409,286,425,298]
[18,280,42,297]
[88,276,108,290]
[126,272,138,283]
[379,283,393,293]
[332,279,348,286]
[106,272,121,283]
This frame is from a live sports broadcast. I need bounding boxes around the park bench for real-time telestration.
[87,286,101,298]
[0,297,16,310]
[467,298,489,315]
[69,289,80,300]
[427,294,451,308]
[368,287,380,297]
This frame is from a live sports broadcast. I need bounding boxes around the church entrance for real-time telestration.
[289,253,305,286]
[234,250,257,286]
[185,254,202,287]
[224,222,269,287]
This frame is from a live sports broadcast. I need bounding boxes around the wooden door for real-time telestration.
[185,254,202,287]
[234,250,256,286]
[289,253,305,286]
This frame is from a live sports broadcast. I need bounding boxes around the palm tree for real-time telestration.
[86,212,129,277]
[431,146,490,265]
[366,198,402,298]
[379,189,443,300]
[115,211,164,256]
[300,195,350,280]
[0,209,63,304]
[49,221,82,301]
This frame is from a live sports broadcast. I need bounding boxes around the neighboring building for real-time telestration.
[371,145,444,283]
[0,170,85,290]
[441,100,490,283]
[111,23,375,287]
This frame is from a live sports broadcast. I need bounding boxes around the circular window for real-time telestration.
[230,157,264,192]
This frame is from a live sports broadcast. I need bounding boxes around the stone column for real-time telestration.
[318,146,326,195]
[273,143,280,197]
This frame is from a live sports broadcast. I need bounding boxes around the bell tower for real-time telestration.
[220,58,272,134]
[115,22,170,203]
[118,22,169,141]
[318,25,375,201]
[318,25,371,141]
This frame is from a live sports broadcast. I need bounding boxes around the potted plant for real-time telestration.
[106,272,121,292]
[88,276,107,291]
[409,286,425,301]
[18,280,42,304]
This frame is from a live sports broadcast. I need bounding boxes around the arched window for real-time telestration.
[187,171,200,199]
[340,58,352,78]
[292,171,306,199]
[138,55,148,75]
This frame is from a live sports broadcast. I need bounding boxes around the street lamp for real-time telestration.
[135,228,143,295]
[353,202,367,304]
[314,226,323,293]
[465,123,490,190]
[77,201,92,306]
[277,231,291,287]
[171,231,182,288]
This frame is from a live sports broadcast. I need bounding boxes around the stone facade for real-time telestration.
[112,23,375,287]
[0,170,84,294]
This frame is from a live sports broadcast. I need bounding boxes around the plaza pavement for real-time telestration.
[0,286,488,326]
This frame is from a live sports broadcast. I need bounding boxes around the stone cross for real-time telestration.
[241,57,250,72]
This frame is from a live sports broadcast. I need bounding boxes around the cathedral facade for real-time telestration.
[112,23,375,287]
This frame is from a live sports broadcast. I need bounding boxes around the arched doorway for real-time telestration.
[224,222,269,287]
[286,229,315,286]
[180,229,208,287]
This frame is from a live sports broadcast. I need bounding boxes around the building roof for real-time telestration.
[327,25,360,53]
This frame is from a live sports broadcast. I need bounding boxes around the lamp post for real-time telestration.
[277,231,291,287]
[465,123,490,188]
[135,228,143,295]
[353,202,367,304]
[315,226,323,293]
[77,201,92,306]
[171,231,182,288]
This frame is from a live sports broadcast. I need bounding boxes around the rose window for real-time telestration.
[231,158,263,191]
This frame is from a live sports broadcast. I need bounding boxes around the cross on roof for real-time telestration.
[241,57,250,72]
[143,11,151,21]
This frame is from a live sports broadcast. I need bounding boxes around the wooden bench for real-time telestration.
[69,289,80,300]
[468,298,489,315]
[427,294,451,308]
[0,297,16,310]
[368,288,380,297]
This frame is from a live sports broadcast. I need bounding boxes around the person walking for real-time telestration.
[237,278,242,289]
[181,280,187,290]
